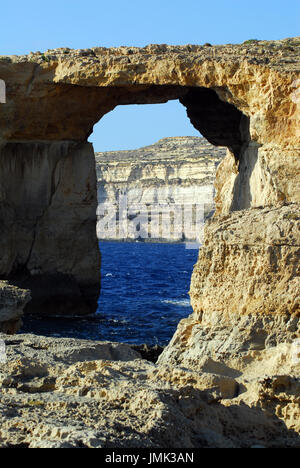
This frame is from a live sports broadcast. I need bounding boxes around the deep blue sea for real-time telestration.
[20,242,198,346]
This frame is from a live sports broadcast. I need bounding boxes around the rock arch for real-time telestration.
[0,41,299,321]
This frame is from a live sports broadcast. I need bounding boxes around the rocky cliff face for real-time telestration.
[0,333,299,448]
[0,142,100,319]
[95,137,225,241]
[0,282,30,334]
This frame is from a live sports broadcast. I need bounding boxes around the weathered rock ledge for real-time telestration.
[159,204,300,368]
[0,282,30,334]
[0,333,299,448]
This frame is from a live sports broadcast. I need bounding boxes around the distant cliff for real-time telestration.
[95,137,225,242]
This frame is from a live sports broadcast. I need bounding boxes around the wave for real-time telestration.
[161,299,191,307]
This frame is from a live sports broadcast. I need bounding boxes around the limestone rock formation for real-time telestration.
[0,333,299,448]
[0,37,299,315]
[0,282,30,334]
[96,137,225,241]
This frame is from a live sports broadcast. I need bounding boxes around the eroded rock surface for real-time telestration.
[191,204,300,318]
[159,204,300,366]
[0,333,299,448]
[0,282,30,334]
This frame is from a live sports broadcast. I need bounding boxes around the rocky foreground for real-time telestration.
[96,137,225,241]
[0,331,299,449]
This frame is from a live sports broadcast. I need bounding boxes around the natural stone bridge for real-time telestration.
[0,38,299,330]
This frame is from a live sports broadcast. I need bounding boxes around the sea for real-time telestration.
[20,242,198,346]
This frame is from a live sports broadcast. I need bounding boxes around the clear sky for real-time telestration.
[1,0,299,151]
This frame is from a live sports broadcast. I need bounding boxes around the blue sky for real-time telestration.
[1,0,299,151]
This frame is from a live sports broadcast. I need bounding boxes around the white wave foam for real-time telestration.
[161,299,191,307]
